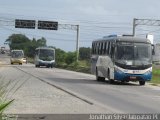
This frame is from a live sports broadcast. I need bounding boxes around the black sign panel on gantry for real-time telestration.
[15,19,36,29]
[38,21,58,30]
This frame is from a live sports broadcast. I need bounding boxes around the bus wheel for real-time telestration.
[139,81,145,86]
[109,79,114,84]
[96,68,101,81]
[50,65,53,68]
[96,68,105,81]
[46,65,50,68]
[35,65,39,68]
[108,70,114,84]
[121,80,125,84]
[96,69,100,81]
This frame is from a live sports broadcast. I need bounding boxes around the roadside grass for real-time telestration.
[56,60,91,73]
[26,57,34,64]
[0,80,14,118]
[0,76,30,119]
[150,67,160,85]
[67,60,91,73]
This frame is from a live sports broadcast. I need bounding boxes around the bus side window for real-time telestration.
[104,42,107,54]
[93,43,95,54]
[102,42,106,55]
[109,42,111,56]
[105,42,108,55]
[107,42,110,55]
[100,43,102,55]
[98,43,101,55]
[96,43,98,54]
[92,43,96,54]
[92,43,94,54]
[110,43,115,58]
[94,43,96,54]
[100,42,103,55]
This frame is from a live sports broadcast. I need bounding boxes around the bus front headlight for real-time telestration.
[115,67,123,73]
[145,69,152,75]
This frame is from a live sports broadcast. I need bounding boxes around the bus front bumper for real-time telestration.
[36,60,55,66]
[114,71,152,81]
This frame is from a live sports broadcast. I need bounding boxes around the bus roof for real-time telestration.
[93,36,151,44]
[35,47,55,50]
[11,50,24,52]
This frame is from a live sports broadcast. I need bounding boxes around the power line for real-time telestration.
[1,20,129,40]
[1,26,94,43]
[0,13,131,25]
[0,15,131,29]
[0,18,132,31]
[1,25,131,43]
[81,25,132,29]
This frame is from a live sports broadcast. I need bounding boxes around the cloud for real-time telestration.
[77,6,108,16]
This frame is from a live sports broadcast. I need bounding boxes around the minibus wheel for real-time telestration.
[108,70,114,84]
[96,68,105,81]
[139,81,145,86]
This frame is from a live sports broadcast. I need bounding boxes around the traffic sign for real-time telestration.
[38,21,58,30]
[15,19,36,29]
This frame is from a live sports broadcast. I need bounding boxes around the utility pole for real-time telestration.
[132,18,160,36]
[76,25,79,62]
[132,18,136,36]
[58,24,80,62]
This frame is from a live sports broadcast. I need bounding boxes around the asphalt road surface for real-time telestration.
[0,54,160,114]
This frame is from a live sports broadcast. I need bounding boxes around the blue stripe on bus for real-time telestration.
[114,71,152,81]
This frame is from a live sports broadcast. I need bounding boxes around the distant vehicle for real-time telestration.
[10,50,24,65]
[35,47,55,68]
[1,46,5,54]
[22,57,27,64]
[1,50,5,54]
[91,35,152,85]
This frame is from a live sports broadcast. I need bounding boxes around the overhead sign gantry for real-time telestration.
[14,19,79,61]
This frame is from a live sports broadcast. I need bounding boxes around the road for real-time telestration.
[0,54,160,114]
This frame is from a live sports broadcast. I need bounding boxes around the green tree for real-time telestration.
[26,38,46,57]
[65,52,76,64]
[37,37,47,47]
[5,34,47,57]
[6,34,30,50]
[55,48,67,64]
[79,47,91,60]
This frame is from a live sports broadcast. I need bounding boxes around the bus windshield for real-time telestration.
[11,50,24,58]
[39,49,54,61]
[115,42,152,66]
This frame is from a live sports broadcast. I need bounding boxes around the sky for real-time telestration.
[0,0,160,51]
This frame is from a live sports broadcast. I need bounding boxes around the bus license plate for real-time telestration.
[130,76,136,80]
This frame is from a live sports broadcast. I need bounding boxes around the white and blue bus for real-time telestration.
[91,35,152,85]
[35,47,55,68]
